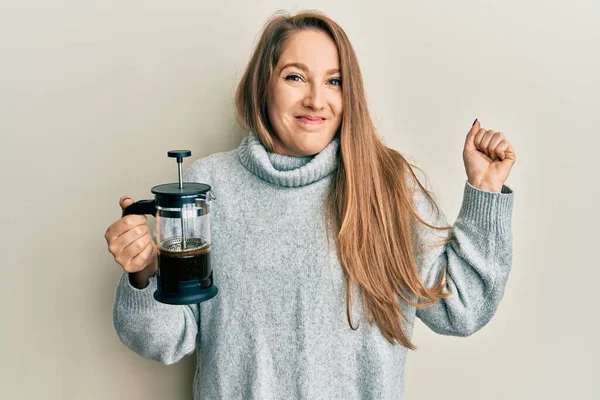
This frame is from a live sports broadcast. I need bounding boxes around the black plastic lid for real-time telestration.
[151,182,212,208]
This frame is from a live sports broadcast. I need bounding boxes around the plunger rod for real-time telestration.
[177,156,186,250]
[181,218,187,250]
[177,157,184,189]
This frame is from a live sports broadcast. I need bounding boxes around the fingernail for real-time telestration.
[472,118,478,127]
[121,196,131,203]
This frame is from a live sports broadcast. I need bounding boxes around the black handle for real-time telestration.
[123,199,157,217]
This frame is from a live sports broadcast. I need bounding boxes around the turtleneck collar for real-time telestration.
[238,132,340,188]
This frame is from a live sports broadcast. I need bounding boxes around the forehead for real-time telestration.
[278,29,339,70]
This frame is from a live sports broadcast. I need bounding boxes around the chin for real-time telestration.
[274,126,336,156]
[294,140,329,156]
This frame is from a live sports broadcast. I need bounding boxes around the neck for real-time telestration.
[237,132,340,188]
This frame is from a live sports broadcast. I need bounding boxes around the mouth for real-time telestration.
[296,116,326,125]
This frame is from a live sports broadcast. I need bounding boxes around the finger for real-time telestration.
[497,142,517,178]
[487,133,506,161]
[494,140,510,161]
[118,231,152,267]
[464,119,481,152]
[120,196,135,217]
[107,223,149,257]
[502,142,516,163]
[473,128,487,153]
[119,215,147,236]
[125,241,155,273]
[105,215,148,244]
[120,195,134,208]
[118,225,152,256]
[479,130,496,158]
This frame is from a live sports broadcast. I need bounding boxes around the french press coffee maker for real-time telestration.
[123,150,218,305]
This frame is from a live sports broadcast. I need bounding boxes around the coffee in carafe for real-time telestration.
[158,237,212,290]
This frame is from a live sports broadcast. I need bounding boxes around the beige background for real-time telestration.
[1,0,598,399]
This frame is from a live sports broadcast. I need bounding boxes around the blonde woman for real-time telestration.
[106,9,516,400]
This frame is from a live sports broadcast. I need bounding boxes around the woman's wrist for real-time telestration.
[468,179,503,193]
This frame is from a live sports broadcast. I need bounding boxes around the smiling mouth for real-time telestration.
[296,116,326,125]
[296,116,325,121]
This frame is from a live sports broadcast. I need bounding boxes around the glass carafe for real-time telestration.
[123,150,218,305]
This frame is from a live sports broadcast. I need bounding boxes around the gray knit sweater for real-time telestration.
[113,132,514,399]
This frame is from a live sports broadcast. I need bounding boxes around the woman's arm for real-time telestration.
[413,180,514,336]
[112,272,200,364]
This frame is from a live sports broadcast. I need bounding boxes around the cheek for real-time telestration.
[268,83,284,115]
[267,100,279,122]
[331,92,343,116]
[268,101,288,127]
[269,88,296,119]
[334,101,343,119]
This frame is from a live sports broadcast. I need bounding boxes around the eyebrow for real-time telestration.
[280,62,340,75]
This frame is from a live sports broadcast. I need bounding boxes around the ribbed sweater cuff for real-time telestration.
[116,271,161,313]
[457,180,514,234]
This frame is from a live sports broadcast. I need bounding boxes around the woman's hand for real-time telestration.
[463,119,516,192]
[104,196,158,288]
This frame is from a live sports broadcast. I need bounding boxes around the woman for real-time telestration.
[105,9,516,399]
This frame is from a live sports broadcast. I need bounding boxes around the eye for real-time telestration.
[284,74,303,82]
[329,78,342,87]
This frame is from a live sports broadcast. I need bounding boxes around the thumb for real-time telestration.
[497,143,516,175]
[119,195,135,216]
[464,118,480,153]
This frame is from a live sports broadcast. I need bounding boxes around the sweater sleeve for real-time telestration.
[413,180,514,336]
[112,272,200,364]
[112,164,202,364]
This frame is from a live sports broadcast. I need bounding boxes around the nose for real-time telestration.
[302,82,325,110]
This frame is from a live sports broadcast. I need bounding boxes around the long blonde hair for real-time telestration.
[235,10,454,350]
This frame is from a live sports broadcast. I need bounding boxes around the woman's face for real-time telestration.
[267,29,343,157]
